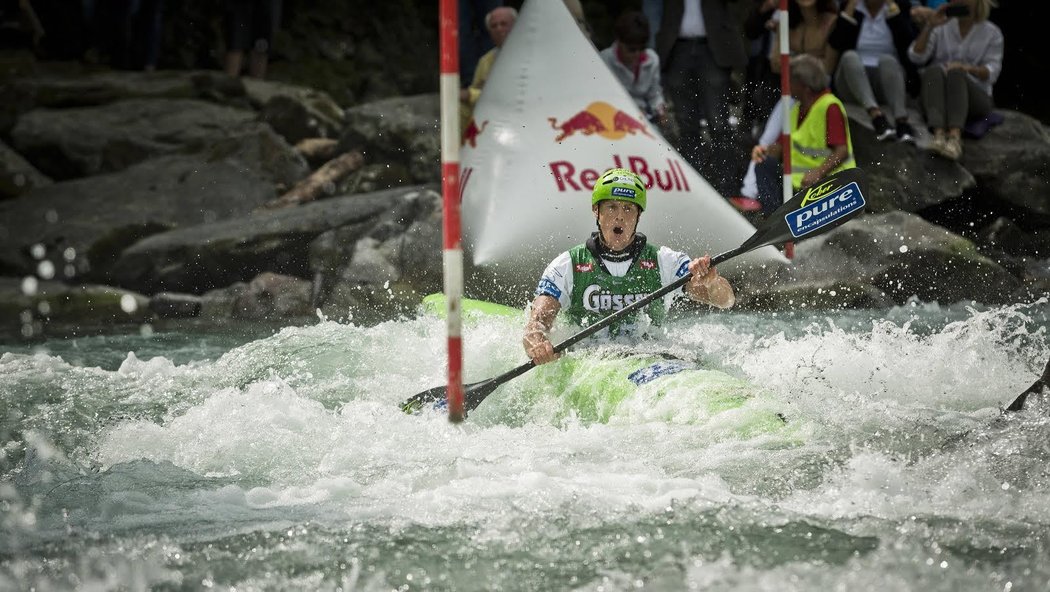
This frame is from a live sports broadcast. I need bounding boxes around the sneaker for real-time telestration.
[943,135,962,160]
[729,196,763,212]
[896,120,916,144]
[927,133,948,157]
[872,115,895,141]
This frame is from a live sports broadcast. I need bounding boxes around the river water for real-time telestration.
[2,298,1049,591]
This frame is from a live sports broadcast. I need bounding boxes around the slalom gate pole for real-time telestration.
[778,0,794,260]
[439,0,465,422]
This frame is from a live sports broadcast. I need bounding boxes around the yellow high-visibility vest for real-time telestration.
[790,92,856,190]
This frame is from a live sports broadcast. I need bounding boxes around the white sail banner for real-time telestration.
[460,0,787,283]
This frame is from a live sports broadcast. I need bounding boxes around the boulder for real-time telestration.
[0,154,280,280]
[108,185,436,295]
[9,98,257,179]
[780,210,1022,305]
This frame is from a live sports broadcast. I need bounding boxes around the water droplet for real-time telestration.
[899,245,909,253]
[37,260,55,279]
[44,209,58,223]
[120,294,139,313]
[21,276,38,295]
[30,244,46,259]
[63,247,76,261]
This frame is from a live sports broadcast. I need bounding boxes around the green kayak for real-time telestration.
[416,293,788,434]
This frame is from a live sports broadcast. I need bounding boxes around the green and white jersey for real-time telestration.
[534,238,692,335]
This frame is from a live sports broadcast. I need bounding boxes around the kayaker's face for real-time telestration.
[593,200,640,251]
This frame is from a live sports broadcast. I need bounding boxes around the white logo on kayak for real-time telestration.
[583,284,648,312]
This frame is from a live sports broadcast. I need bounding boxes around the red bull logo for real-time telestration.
[549,101,653,143]
[549,155,691,193]
[462,118,488,148]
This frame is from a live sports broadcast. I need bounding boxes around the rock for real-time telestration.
[230,272,313,320]
[962,110,1050,216]
[246,78,346,144]
[341,94,440,185]
[0,138,51,200]
[149,292,202,318]
[108,185,434,294]
[9,98,261,179]
[846,107,974,213]
[783,210,1021,305]
[0,154,280,281]
[0,277,150,337]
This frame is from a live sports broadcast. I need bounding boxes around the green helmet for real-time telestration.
[591,168,646,212]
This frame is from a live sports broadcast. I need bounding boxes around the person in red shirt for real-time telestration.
[745,53,856,216]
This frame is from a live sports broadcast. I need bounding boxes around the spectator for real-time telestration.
[655,0,748,198]
[459,0,502,91]
[828,0,919,143]
[642,0,663,48]
[907,0,1003,160]
[732,0,838,212]
[740,0,779,140]
[748,54,855,215]
[459,6,516,137]
[223,0,282,79]
[599,11,667,125]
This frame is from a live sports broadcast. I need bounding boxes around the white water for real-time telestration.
[2,300,1049,590]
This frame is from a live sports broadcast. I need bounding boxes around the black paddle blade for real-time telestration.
[400,378,504,415]
[739,167,868,253]
[1005,356,1050,412]
[400,384,448,414]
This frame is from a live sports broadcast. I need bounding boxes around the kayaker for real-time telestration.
[524,168,735,365]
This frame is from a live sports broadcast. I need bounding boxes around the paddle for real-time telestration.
[401,167,869,415]
[1004,356,1050,412]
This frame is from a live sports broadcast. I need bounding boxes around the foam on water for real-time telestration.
[3,301,1050,589]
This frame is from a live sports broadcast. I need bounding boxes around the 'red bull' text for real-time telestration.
[549,156,691,193]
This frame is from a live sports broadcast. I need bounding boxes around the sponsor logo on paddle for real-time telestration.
[786,180,865,237]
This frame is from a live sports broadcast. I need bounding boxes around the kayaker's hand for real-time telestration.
[688,256,717,290]
[524,327,558,365]
[686,256,736,309]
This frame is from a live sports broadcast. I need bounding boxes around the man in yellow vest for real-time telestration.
[748,53,856,216]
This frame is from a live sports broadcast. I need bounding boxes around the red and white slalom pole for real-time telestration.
[439,0,465,422]
[778,0,794,260]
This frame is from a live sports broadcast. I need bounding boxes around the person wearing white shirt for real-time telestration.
[907,0,1003,160]
[828,0,920,143]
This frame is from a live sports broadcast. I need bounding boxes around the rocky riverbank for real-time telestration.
[1,64,1049,340]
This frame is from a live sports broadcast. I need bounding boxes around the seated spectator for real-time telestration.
[747,54,855,216]
[459,6,517,137]
[828,0,919,143]
[599,10,667,125]
[907,0,1003,160]
[223,0,282,79]
[740,0,779,141]
[732,0,837,212]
